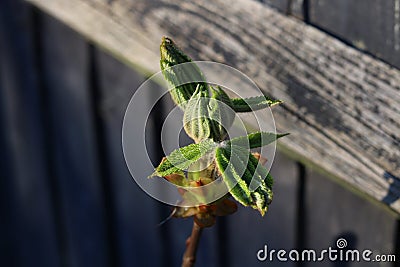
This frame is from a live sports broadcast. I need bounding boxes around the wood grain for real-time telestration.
[26,0,400,213]
[260,0,304,19]
[309,0,400,69]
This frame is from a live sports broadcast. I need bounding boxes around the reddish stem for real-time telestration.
[182,221,203,267]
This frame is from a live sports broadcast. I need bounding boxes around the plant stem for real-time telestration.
[182,221,203,267]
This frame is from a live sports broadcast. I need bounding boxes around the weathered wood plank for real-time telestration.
[260,0,305,19]
[289,0,305,20]
[309,0,400,69]
[25,0,400,214]
[0,1,61,266]
[258,0,289,13]
[40,13,111,267]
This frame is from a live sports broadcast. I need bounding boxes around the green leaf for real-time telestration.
[231,95,282,112]
[208,86,235,141]
[160,37,209,108]
[229,132,289,149]
[215,144,274,215]
[215,146,253,206]
[183,86,211,142]
[152,139,217,177]
[183,86,236,142]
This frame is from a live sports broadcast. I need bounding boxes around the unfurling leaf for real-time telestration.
[183,86,212,142]
[160,37,209,109]
[208,86,235,141]
[231,95,282,112]
[183,86,235,142]
[215,144,274,215]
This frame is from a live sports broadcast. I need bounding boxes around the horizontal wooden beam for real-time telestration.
[27,0,400,213]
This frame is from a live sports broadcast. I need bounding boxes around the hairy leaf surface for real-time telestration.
[231,96,282,112]
[152,139,217,177]
[229,132,289,149]
[215,144,274,215]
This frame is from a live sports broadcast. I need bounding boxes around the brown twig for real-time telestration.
[182,221,203,267]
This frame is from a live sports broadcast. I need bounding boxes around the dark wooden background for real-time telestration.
[0,0,399,267]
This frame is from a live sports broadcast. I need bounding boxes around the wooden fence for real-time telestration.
[0,0,399,267]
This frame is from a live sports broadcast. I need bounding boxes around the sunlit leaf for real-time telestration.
[151,139,217,177]
[231,95,282,112]
[229,131,289,149]
[183,85,236,142]
[160,37,209,108]
[215,144,274,215]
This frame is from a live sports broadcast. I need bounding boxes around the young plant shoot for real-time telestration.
[151,37,288,267]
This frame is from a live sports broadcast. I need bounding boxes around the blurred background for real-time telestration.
[0,0,399,267]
